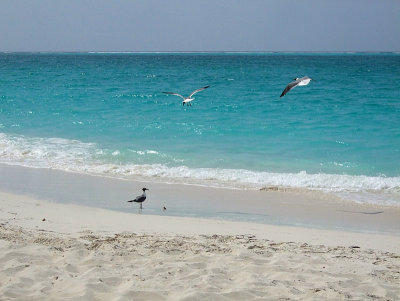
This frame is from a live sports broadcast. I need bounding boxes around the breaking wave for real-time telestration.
[1,132,399,205]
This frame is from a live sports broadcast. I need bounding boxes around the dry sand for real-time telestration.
[1,191,400,301]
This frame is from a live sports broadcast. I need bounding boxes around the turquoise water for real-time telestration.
[1,53,400,205]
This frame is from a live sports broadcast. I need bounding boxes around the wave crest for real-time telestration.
[0,132,399,205]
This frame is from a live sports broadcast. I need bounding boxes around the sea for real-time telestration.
[1,52,399,206]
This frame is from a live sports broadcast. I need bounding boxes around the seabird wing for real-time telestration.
[280,80,299,97]
[189,86,210,98]
[298,76,312,86]
[127,195,141,203]
[163,92,185,100]
[136,195,146,203]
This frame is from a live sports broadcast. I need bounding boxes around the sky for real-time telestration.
[0,0,399,52]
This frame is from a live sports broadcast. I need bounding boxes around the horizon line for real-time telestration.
[1,50,399,54]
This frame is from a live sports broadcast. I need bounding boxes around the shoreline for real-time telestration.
[1,163,399,300]
[0,163,399,235]
[1,190,400,253]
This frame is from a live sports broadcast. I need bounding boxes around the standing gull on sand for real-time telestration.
[127,188,149,210]
[280,76,313,97]
[163,86,210,106]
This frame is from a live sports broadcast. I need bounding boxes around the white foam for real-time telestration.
[0,132,399,206]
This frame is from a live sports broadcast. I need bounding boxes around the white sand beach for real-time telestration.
[1,179,400,301]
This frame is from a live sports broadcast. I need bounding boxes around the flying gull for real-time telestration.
[280,76,313,97]
[127,188,149,210]
[163,86,210,106]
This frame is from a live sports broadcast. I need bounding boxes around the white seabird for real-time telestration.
[127,188,149,210]
[280,76,313,97]
[163,86,210,106]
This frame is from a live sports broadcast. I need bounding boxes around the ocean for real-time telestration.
[1,52,399,206]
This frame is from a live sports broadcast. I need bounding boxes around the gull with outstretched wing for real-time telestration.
[280,76,313,97]
[163,86,210,106]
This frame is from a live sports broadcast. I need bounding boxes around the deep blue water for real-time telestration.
[1,53,399,205]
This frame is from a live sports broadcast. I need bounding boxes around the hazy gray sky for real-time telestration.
[0,0,399,52]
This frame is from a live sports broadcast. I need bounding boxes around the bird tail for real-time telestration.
[127,200,134,202]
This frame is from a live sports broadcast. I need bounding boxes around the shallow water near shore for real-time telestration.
[1,164,399,235]
[1,52,400,206]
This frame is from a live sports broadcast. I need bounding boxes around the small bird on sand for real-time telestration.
[127,188,149,210]
[280,76,313,97]
[163,86,210,106]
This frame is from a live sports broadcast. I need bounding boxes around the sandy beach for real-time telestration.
[1,179,400,301]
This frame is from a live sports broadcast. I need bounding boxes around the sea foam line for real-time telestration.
[0,132,399,205]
